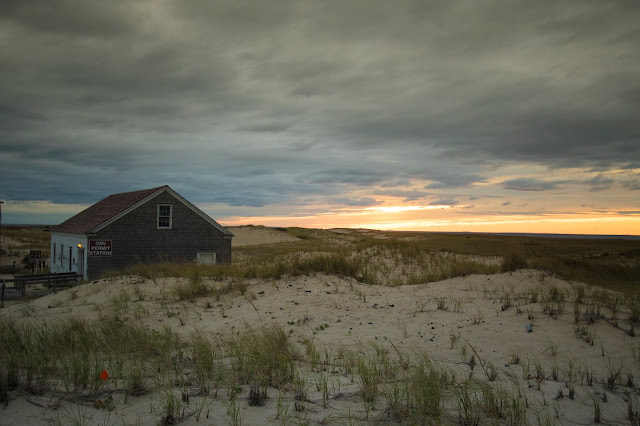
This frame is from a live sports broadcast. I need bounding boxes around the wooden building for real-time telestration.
[50,186,233,279]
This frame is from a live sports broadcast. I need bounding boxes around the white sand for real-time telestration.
[1,227,637,424]
[228,226,300,247]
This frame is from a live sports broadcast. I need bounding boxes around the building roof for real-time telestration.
[52,185,233,236]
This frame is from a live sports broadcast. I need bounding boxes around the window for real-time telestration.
[69,247,73,271]
[60,245,64,266]
[53,244,57,261]
[197,252,216,265]
[157,204,172,229]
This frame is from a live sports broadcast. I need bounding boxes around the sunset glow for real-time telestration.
[365,205,453,214]
[221,211,640,235]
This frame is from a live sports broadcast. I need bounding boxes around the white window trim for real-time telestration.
[157,204,173,229]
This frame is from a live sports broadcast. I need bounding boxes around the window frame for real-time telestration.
[157,204,173,229]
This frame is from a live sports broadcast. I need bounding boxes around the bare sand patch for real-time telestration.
[328,228,354,234]
[227,226,300,247]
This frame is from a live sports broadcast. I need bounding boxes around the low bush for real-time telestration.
[501,243,528,272]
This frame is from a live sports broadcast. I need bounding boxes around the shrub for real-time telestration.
[501,243,528,272]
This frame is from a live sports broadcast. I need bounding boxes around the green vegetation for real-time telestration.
[100,227,640,293]
[501,241,529,272]
[0,315,532,424]
[4,225,637,292]
[2,226,640,423]
[1,226,51,251]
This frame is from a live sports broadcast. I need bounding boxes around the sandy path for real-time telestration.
[227,226,300,247]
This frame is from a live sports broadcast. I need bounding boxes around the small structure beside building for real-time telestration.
[50,185,233,279]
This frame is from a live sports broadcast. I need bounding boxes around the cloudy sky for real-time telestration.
[1,1,639,234]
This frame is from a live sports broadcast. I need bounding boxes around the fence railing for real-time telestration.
[10,272,81,296]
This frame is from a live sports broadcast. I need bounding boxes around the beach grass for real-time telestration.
[98,227,640,293]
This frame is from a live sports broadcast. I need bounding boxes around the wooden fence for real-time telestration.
[8,272,81,296]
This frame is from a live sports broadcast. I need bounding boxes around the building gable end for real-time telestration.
[88,187,167,233]
[89,186,233,236]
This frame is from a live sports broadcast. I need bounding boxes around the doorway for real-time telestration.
[77,248,85,278]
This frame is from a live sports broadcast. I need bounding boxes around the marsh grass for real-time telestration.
[159,389,183,425]
[123,362,147,398]
[5,225,638,291]
[2,313,631,425]
[1,226,51,252]
[106,236,500,288]
[530,255,640,294]
[225,325,297,391]
[384,352,451,423]
[453,381,483,425]
[0,317,301,420]
[356,356,381,403]
[98,228,640,294]
[502,242,529,272]
[480,382,527,424]
[173,276,211,301]
[188,333,220,392]
[0,316,182,398]
[5,226,640,423]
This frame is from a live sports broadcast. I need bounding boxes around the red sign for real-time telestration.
[89,240,112,256]
[100,369,110,381]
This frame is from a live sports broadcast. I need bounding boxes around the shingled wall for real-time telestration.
[87,192,231,279]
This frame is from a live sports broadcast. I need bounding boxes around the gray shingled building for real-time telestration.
[50,186,233,279]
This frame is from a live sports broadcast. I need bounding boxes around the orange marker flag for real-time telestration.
[100,369,110,381]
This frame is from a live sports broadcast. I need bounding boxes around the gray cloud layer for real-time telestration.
[1,1,639,220]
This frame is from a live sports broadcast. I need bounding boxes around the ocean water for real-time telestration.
[443,232,640,240]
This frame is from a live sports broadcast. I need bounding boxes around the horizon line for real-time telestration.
[5,223,639,240]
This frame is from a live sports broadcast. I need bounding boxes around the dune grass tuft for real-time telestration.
[501,242,529,272]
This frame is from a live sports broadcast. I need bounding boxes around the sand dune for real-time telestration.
[228,226,300,247]
[1,227,638,425]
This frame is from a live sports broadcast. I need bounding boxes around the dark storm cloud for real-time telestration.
[585,174,615,192]
[0,0,136,36]
[424,173,486,189]
[1,0,639,218]
[308,168,390,186]
[429,199,459,207]
[456,210,559,216]
[238,121,294,133]
[372,190,431,202]
[502,178,564,192]
[623,180,640,191]
[468,195,504,201]
[332,197,381,207]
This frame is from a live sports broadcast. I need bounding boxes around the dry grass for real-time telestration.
[97,228,640,294]
[2,225,640,423]
[0,315,535,424]
[104,231,501,287]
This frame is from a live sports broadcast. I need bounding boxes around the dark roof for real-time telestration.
[52,186,166,234]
